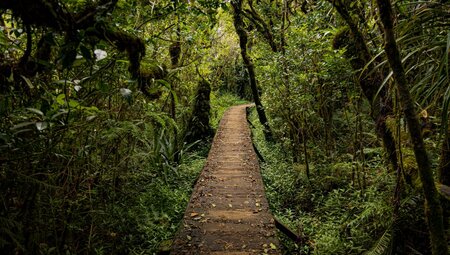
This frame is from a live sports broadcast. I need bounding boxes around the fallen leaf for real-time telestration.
[270,243,277,250]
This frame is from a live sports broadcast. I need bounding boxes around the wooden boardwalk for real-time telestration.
[171,104,280,254]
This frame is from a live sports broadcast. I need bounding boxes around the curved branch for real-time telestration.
[243,0,279,52]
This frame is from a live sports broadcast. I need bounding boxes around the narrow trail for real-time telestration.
[171,104,280,255]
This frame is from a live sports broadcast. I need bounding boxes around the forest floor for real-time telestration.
[171,104,280,254]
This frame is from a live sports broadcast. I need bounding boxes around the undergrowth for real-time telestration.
[249,109,430,255]
[101,149,206,254]
[0,91,245,254]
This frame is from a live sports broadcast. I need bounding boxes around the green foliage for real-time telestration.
[250,104,431,254]
[0,88,205,253]
[252,5,355,159]
[2,0,449,253]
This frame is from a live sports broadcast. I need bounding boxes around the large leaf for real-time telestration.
[26,108,44,117]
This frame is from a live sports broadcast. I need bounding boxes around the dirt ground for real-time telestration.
[171,104,280,255]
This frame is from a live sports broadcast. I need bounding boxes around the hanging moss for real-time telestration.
[332,27,365,70]
[137,65,168,99]
[169,41,181,67]
[0,0,153,98]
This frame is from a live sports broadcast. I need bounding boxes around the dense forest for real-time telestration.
[0,0,449,254]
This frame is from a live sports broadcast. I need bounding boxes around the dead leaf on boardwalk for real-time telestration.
[270,243,277,249]
[190,212,199,217]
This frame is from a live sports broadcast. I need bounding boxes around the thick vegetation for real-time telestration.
[1,0,449,254]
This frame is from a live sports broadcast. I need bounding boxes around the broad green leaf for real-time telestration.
[68,100,80,108]
[11,122,35,130]
[13,129,33,135]
[20,75,34,89]
[56,94,66,105]
[155,79,171,89]
[26,107,44,116]
[55,80,74,84]
[86,115,97,121]
[51,110,68,120]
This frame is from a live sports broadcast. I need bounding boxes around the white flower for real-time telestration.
[94,49,107,61]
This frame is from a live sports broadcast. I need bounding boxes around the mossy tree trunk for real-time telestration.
[439,135,450,185]
[185,79,213,144]
[231,0,273,141]
[376,0,448,254]
[169,39,181,162]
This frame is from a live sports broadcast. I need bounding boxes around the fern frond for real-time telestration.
[365,227,392,255]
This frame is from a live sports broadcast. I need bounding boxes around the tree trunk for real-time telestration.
[376,0,448,254]
[231,0,273,141]
[439,133,450,186]
[302,117,310,179]
[391,162,405,254]
[438,132,450,230]
[185,79,213,144]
